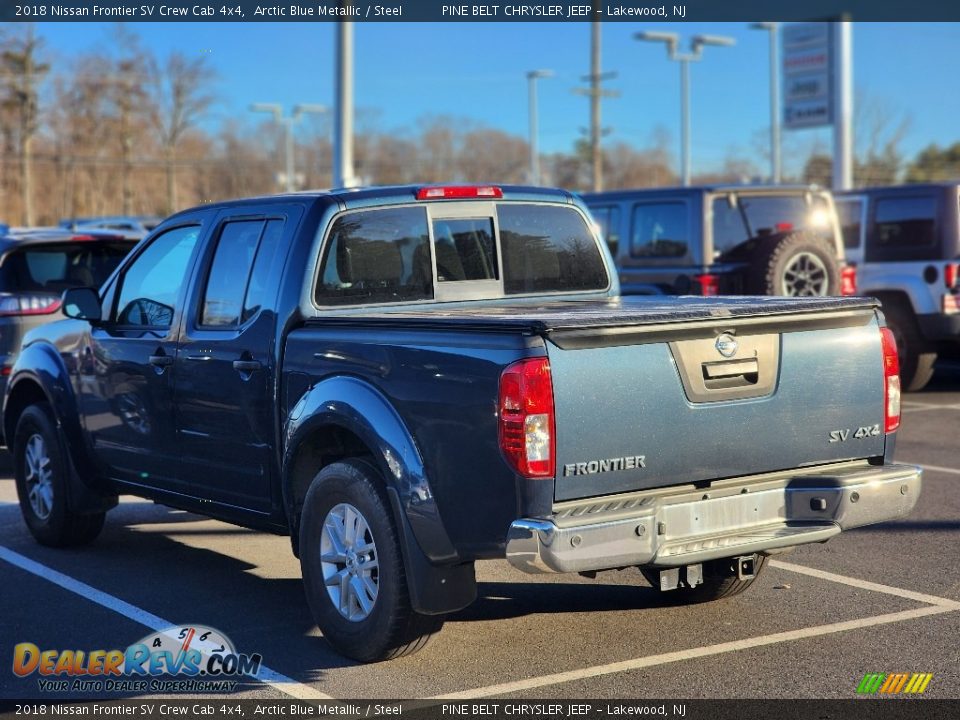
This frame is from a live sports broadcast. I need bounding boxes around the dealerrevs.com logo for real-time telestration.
[12,625,262,693]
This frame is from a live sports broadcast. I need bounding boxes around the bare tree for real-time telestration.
[1,24,50,225]
[149,51,215,213]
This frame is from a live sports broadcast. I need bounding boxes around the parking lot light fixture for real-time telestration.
[250,103,328,192]
[526,69,554,186]
[634,31,735,186]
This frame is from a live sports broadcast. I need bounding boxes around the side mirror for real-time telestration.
[62,287,102,322]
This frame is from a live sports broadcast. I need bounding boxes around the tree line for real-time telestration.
[2,24,958,227]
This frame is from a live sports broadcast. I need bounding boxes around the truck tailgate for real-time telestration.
[547,298,886,501]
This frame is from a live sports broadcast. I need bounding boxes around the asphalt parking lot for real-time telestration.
[1,365,958,702]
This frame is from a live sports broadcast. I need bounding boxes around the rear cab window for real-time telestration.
[0,241,132,294]
[314,202,608,307]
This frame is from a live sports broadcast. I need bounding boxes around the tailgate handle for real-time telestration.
[701,358,759,387]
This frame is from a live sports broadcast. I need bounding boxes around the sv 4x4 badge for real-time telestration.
[829,424,881,443]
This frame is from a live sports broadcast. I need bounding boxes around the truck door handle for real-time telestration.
[232,359,262,373]
[149,354,174,367]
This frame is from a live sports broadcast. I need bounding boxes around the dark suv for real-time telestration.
[0,228,136,402]
[582,185,853,298]
[836,183,960,391]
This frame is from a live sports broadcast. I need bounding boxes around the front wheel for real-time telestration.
[13,403,105,547]
[299,459,443,662]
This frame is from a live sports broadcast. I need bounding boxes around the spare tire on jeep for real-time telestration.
[748,231,840,296]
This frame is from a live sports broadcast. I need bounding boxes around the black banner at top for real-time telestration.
[2,0,959,23]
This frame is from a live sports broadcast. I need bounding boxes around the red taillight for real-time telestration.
[775,222,794,233]
[880,327,901,433]
[416,186,503,200]
[840,264,857,296]
[693,274,719,297]
[0,366,11,377]
[498,357,555,478]
[0,295,62,317]
[945,263,958,290]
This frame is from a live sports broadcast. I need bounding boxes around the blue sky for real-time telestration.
[30,21,960,176]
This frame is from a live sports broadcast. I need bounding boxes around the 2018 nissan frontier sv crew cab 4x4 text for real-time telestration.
[3,184,920,662]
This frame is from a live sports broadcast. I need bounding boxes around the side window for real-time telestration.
[875,196,936,249]
[431,218,498,282]
[590,206,621,256]
[113,225,200,328]
[631,202,688,258]
[836,199,863,250]
[316,207,432,306]
[243,219,286,323]
[200,220,265,327]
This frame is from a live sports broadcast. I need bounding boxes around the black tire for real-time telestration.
[882,302,937,392]
[640,555,767,603]
[749,231,839,297]
[299,459,443,662]
[13,403,105,547]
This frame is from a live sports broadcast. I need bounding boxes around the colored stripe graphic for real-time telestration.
[857,672,932,694]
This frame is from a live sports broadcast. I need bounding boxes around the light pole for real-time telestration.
[634,32,735,187]
[526,69,553,186]
[250,103,328,192]
[751,22,781,184]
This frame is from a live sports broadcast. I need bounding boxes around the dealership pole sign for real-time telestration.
[782,22,833,129]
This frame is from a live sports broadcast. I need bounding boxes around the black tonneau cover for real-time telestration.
[305,296,879,341]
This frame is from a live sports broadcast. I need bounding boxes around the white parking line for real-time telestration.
[432,605,954,699]
[0,546,333,701]
[770,560,960,609]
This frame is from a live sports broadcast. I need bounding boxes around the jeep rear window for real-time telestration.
[711,195,833,259]
[498,204,608,294]
[0,241,132,293]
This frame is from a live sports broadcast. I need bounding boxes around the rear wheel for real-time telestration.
[13,403,105,547]
[640,555,767,603]
[882,301,936,392]
[299,459,443,662]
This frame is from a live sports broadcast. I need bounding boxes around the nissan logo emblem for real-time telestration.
[716,333,738,358]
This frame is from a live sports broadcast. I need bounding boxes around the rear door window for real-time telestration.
[630,202,689,259]
[200,220,265,327]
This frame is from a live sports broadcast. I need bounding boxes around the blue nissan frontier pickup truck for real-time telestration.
[3,184,920,662]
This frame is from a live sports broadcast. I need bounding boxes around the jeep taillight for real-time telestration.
[881,327,901,433]
[945,263,959,290]
[498,357,555,478]
[840,264,857,296]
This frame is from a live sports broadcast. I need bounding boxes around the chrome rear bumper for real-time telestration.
[505,462,921,574]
